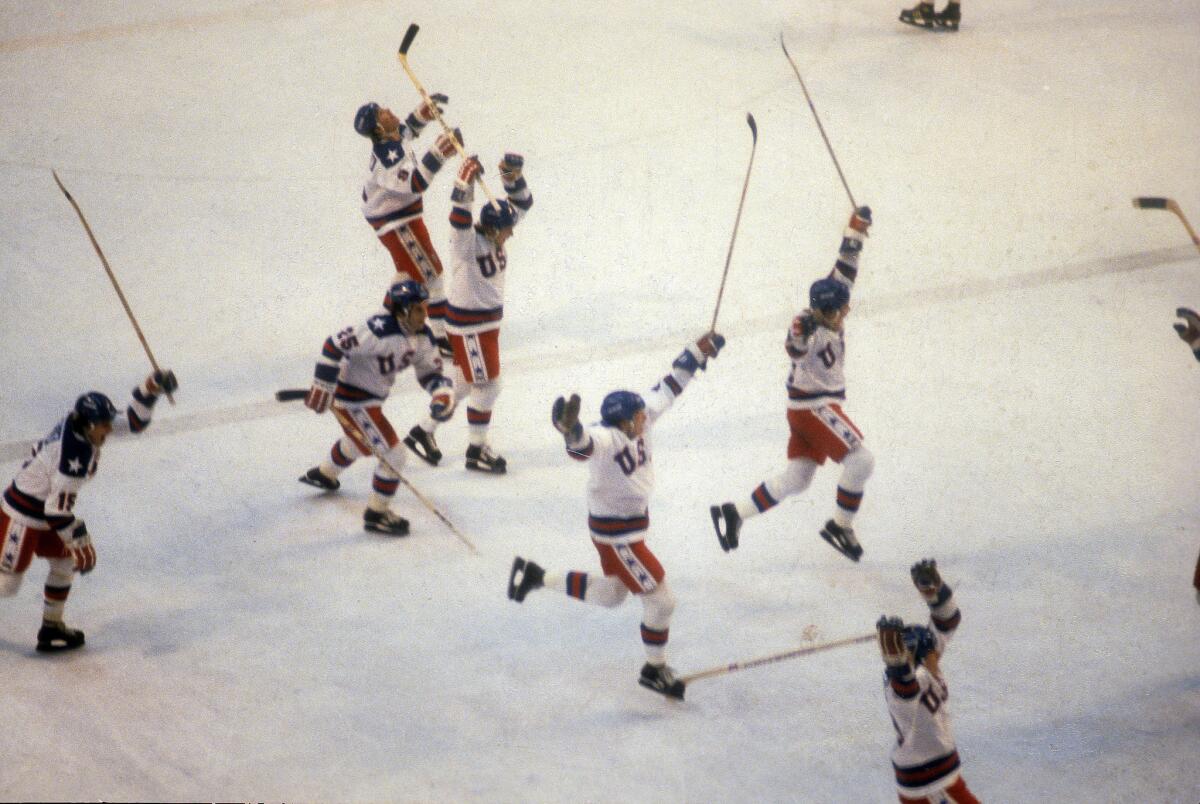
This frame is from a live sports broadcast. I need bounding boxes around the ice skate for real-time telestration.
[298,466,340,491]
[899,1,936,28]
[710,502,741,552]
[363,508,409,536]
[638,662,686,700]
[403,425,442,466]
[819,519,863,562]
[36,620,85,653]
[935,2,960,30]
[507,556,544,602]
[466,444,507,475]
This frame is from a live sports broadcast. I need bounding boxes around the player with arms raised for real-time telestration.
[506,333,725,699]
[1,370,178,652]
[711,206,875,561]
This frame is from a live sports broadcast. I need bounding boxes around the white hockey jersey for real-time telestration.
[444,174,533,335]
[884,587,964,798]
[315,314,449,405]
[785,225,864,410]
[360,118,448,236]
[562,348,701,544]
[1,387,160,539]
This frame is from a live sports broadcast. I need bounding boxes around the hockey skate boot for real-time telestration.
[465,444,507,475]
[363,508,410,536]
[507,557,545,602]
[899,1,936,27]
[36,620,85,653]
[935,1,961,30]
[819,519,863,562]
[639,662,686,700]
[710,502,742,552]
[299,466,340,491]
[403,425,442,466]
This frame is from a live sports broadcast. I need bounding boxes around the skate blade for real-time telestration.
[298,474,340,491]
[639,678,686,700]
[507,557,525,601]
[710,506,731,552]
[466,462,507,475]
[403,437,441,466]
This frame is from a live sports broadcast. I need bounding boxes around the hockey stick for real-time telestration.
[709,113,758,333]
[780,33,858,210]
[1133,197,1200,254]
[52,170,175,405]
[276,388,307,402]
[398,23,497,206]
[679,632,875,685]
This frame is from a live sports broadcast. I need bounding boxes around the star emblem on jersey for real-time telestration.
[370,318,386,333]
[67,458,83,473]
[387,148,400,163]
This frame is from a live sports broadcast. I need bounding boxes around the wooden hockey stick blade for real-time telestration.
[399,23,419,56]
[1132,196,1170,209]
[275,388,307,402]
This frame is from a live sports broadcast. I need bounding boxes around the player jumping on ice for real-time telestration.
[711,206,875,561]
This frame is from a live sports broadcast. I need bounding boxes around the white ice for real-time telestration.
[1,1,1198,801]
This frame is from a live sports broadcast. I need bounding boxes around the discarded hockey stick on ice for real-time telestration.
[1132,197,1200,254]
[398,24,497,206]
[709,113,758,333]
[679,632,875,685]
[276,388,307,402]
[780,33,858,210]
[52,169,175,405]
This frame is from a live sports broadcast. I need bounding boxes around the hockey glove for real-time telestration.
[499,152,524,184]
[147,369,178,396]
[63,520,96,574]
[430,389,456,422]
[305,378,335,414]
[697,331,726,360]
[849,206,872,235]
[876,615,907,667]
[910,558,944,603]
[1174,308,1200,357]
[434,128,463,160]
[414,92,448,124]
[552,394,583,442]
[456,155,483,187]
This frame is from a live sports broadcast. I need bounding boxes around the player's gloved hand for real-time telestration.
[415,92,448,123]
[429,388,456,422]
[697,332,725,360]
[305,378,334,414]
[499,153,524,185]
[552,394,583,442]
[1174,308,1200,349]
[434,335,454,360]
[849,206,872,234]
[63,520,96,574]
[789,313,818,349]
[144,369,178,397]
[456,155,483,187]
[876,615,908,667]
[910,558,944,603]
[434,128,462,160]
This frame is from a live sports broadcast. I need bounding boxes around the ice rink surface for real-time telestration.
[1,1,1198,800]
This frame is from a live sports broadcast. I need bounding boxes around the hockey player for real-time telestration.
[506,333,726,699]
[710,206,875,561]
[1174,307,1200,362]
[404,152,532,474]
[877,559,980,804]
[354,97,461,357]
[899,1,961,30]
[1,370,178,652]
[299,280,455,536]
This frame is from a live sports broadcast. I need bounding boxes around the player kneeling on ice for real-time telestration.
[299,280,455,536]
[507,332,725,700]
[404,153,532,475]
[878,559,980,804]
[1,370,178,652]
[711,206,874,561]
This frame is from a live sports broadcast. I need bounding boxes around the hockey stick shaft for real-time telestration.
[372,439,477,554]
[276,388,308,402]
[709,113,758,333]
[397,24,497,205]
[52,170,175,405]
[680,632,875,684]
[1133,197,1200,253]
[780,34,857,210]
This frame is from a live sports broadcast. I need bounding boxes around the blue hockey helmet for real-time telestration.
[902,624,937,665]
[809,277,850,312]
[479,199,517,231]
[73,391,117,427]
[354,102,381,138]
[384,279,429,315]
[600,390,645,426]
